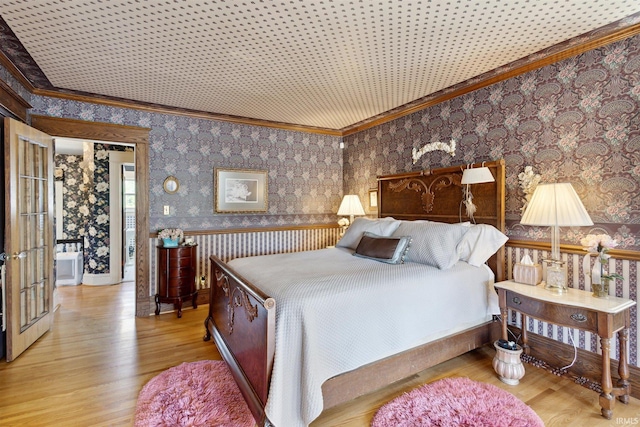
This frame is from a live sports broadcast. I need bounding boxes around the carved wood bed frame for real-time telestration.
[204,159,506,426]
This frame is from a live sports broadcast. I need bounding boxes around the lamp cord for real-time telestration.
[559,329,578,371]
[497,314,578,372]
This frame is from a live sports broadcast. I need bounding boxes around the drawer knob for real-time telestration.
[570,313,587,322]
[512,297,521,305]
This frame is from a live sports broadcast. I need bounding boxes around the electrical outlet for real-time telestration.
[163,205,170,215]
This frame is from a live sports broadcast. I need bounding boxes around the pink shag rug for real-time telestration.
[134,360,255,427]
[371,377,544,427]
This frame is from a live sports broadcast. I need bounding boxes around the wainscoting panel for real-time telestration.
[148,226,341,298]
[506,246,638,368]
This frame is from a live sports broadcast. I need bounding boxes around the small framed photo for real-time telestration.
[368,188,378,210]
[215,168,268,213]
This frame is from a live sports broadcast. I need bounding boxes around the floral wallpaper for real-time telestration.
[145,118,343,231]
[0,60,342,277]
[55,143,132,274]
[55,154,86,242]
[343,34,640,251]
[27,98,343,233]
[3,31,639,265]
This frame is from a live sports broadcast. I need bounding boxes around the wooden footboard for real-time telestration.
[203,160,506,425]
[204,255,276,425]
[204,254,502,425]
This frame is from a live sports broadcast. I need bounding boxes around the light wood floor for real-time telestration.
[1,283,639,426]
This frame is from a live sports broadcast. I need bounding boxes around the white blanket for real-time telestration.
[228,247,499,426]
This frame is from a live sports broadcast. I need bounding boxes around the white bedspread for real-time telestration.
[228,247,499,427]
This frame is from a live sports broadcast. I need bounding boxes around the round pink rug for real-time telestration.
[371,377,544,427]
[134,360,255,427]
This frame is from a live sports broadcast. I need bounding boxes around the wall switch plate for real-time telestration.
[163,205,170,215]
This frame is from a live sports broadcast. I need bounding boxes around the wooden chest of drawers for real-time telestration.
[155,244,198,318]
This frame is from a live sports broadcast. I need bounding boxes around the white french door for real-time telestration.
[4,117,54,361]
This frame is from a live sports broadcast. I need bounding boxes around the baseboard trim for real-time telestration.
[508,325,640,400]
[81,273,116,286]
[197,288,209,306]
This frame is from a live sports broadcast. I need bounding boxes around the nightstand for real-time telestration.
[494,280,636,419]
[155,244,198,318]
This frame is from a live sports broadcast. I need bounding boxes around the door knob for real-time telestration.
[12,251,27,260]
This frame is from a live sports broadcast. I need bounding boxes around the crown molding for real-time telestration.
[340,21,640,136]
[0,51,35,92]
[31,87,343,136]
[0,77,31,121]
[2,15,639,138]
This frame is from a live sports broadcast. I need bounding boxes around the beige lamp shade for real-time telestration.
[337,195,365,216]
[461,166,495,222]
[520,183,593,227]
[520,182,592,288]
[461,166,495,184]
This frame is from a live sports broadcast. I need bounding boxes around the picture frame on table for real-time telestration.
[214,168,268,213]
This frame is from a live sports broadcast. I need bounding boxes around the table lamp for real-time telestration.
[337,194,365,225]
[520,183,593,293]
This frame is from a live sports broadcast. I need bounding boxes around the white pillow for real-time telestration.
[457,224,508,267]
[391,220,468,269]
[336,217,402,250]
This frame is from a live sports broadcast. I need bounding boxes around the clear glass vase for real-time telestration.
[592,277,610,298]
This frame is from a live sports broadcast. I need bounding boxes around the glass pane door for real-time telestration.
[18,137,51,330]
[5,117,54,361]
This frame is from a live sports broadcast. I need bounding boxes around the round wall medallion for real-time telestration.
[163,176,179,194]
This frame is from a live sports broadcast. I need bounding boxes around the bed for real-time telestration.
[204,159,506,426]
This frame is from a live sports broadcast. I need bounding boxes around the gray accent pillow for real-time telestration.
[336,217,401,250]
[354,232,411,264]
[391,221,468,269]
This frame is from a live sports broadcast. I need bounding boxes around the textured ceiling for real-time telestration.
[2,1,640,130]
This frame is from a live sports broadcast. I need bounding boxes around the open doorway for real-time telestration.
[32,114,150,317]
[121,163,136,282]
[54,138,135,286]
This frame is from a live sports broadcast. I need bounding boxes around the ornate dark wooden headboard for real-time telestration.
[377,159,506,280]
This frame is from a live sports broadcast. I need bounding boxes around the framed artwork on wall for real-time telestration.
[215,168,268,213]
[369,188,378,211]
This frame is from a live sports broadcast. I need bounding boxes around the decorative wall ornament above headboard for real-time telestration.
[411,139,456,164]
[388,174,461,213]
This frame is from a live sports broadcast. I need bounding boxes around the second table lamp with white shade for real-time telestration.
[337,194,365,226]
[520,182,593,293]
